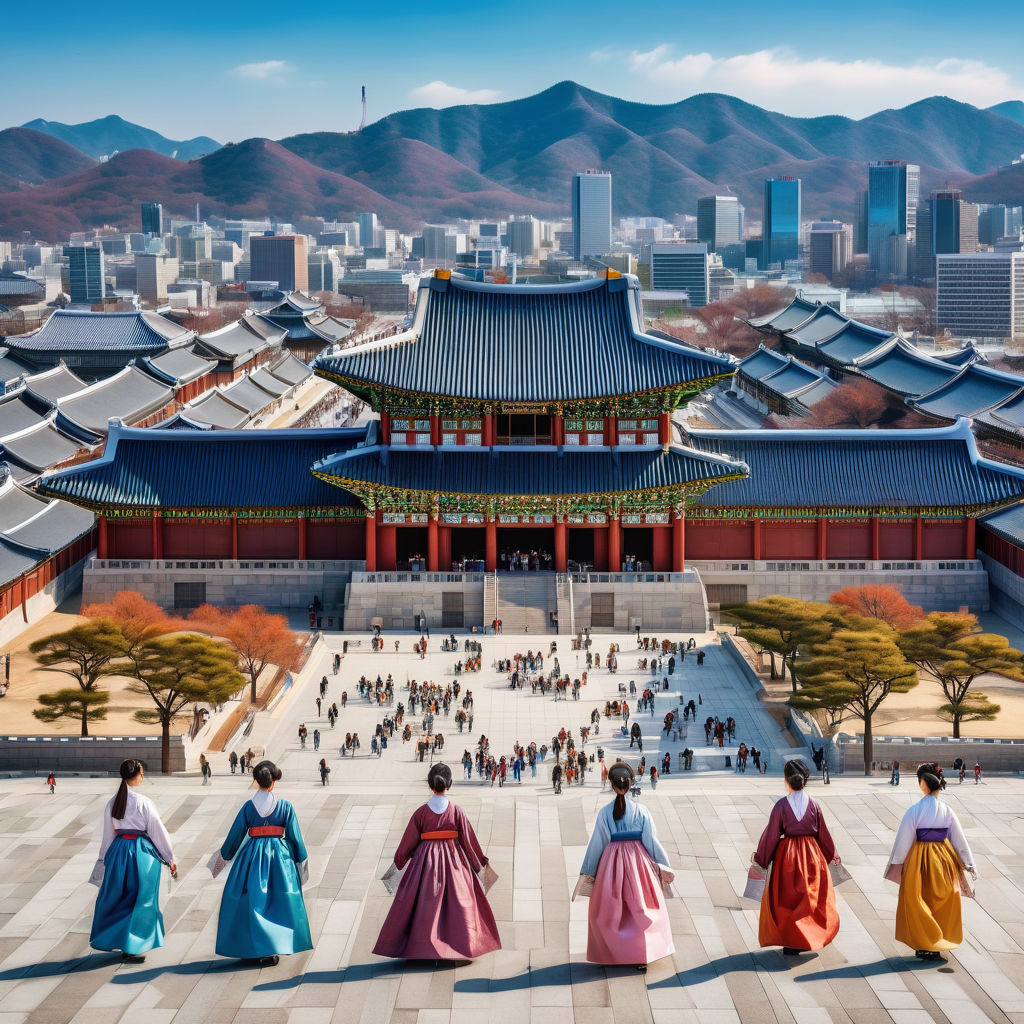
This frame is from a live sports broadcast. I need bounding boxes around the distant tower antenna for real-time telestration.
[359,86,367,131]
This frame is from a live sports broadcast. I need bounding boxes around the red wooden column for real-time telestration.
[659,410,671,445]
[870,515,880,560]
[231,515,239,559]
[98,513,108,558]
[152,511,163,559]
[554,517,567,571]
[752,516,763,560]
[380,410,391,444]
[672,510,686,571]
[298,516,308,560]
[439,525,452,570]
[427,516,439,571]
[965,516,976,557]
[913,515,924,560]
[482,407,494,447]
[485,519,497,572]
[604,415,616,447]
[552,412,565,447]
[364,512,377,571]
[816,517,828,561]
[607,513,621,571]
[430,406,441,446]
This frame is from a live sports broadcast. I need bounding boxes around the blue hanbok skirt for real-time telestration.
[215,835,312,958]
[90,835,165,955]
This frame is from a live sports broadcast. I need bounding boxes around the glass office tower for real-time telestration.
[761,177,801,269]
[572,170,612,259]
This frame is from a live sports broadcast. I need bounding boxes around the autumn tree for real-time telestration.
[898,612,1022,737]
[130,634,244,772]
[792,618,918,775]
[723,596,835,692]
[83,590,179,661]
[829,584,925,630]
[30,620,128,736]
[33,689,110,735]
[189,604,300,702]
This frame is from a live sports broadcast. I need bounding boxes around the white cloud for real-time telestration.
[620,47,1020,116]
[232,60,290,80]
[410,81,501,107]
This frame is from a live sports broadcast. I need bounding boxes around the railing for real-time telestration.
[92,559,364,571]
[351,571,486,584]
[688,559,982,572]
[570,571,698,583]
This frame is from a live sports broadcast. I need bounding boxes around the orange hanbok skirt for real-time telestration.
[759,835,839,950]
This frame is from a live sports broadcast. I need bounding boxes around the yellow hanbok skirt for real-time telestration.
[895,839,964,951]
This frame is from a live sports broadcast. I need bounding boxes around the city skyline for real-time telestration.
[4,0,1024,142]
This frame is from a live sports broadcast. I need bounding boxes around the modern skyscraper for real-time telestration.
[135,253,179,303]
[867,160,920,278]
[853,190,869,255]
[696,196,743,252]
[937,251,1024,340]
[648,242,709,307]
[249,234,309,292]
[761,177,801,269]
[65,245,105,303]
[571,170,612,259]
[358,212,379,249]
[914,190,979,279]
[506,216,539,259]
[808,222,852,281]
[141,203,163,236]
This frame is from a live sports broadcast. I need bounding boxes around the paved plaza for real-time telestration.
[2,631,1024,1023]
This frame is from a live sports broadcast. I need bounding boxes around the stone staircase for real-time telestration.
[484,573,499,629]
[496,572,557,633]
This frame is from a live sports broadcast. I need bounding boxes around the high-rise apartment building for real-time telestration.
[249,234,309,292]
[867,160,920,278]
[853,189,869,255]
[422,226,460,264]
[141,203,163,236]
[761,177,801,269]
[808,222,852,281]
[936,251,1024,340]
[571,170,612,259]
[978,205,1024,245]
[648,242,709,307]
[65,245,105,303]
[696,196,743,251]
[506,216,539,259]
[914,190,978,279]
[135,253,179,303]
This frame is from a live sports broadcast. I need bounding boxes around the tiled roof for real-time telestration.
[0,477,50,532]
[738,345,789,381]
[6,309,190,353]
[306,315,353,343]
[195,317,282,360]
[5,499,94,553]
[0,416,87,474]
[980,502,1024,548]
[56,366,174,437]
[267,352,311,387]
[314,275,733,403]
[747,297,820,332]
[173,390,250,430]
[853,339,960,398]
[911,364,1024,420]
[0,391,48,437]
[784,305,849,345]
[980,391,1024,432]
[814,322,893,365]
[313,443,746,498]
[249,367,291,398]
[220,375,278,416]
[23,365,88,405]
[0,348,31,387]
[760,361,834,399]
[141,347,218,385]
[40,424,366,510]
[687,419,1024,510]
[934,345,983,368]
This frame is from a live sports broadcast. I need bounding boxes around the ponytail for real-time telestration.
[112,758,142,820]
[607,763,635,820]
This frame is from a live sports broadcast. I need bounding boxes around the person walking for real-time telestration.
[884,763,976,961]
[974,762,982,784]
[229,751,238,774]
[373,763,501,962]
[89,759,176,964]
[890,760,901,786]
[46,772,56,794]
[575,763,674,972]
[313,729,321,751]
[211,760,312,967]
[298,724,307,749]
[752,760,841,956]
[319,759,330,786]
[199,754,212,786]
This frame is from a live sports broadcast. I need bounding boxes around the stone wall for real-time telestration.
[836,733,1024,775]
[568,571,710,633]
[979,552,1024,631]
[0,734,184,774]
[344,572,486,631]
[0,552,92,649]
[83,559,363,624]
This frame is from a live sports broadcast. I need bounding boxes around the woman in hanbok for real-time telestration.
[89,759,176,963]
[753,759,840,956]
[373,763,501,961]
[885,763,976,961]
[577,762,674,971]
[213,760,311,966]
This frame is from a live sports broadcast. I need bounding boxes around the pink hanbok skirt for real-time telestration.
[373,836,501,960]
[587,837,674,965]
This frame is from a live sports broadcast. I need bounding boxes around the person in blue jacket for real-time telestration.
[212,760,312,966]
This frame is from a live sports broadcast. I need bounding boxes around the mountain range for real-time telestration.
[21,115,219,161]
[3,83,1024,239]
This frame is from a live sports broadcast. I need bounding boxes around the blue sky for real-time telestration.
[6,0,1024,142]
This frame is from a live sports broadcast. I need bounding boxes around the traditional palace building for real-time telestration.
[38,273,1024,632]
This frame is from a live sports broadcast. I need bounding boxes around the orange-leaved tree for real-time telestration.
[82,590,181,663]
[189,604,301,702]
[829,584,925,631]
